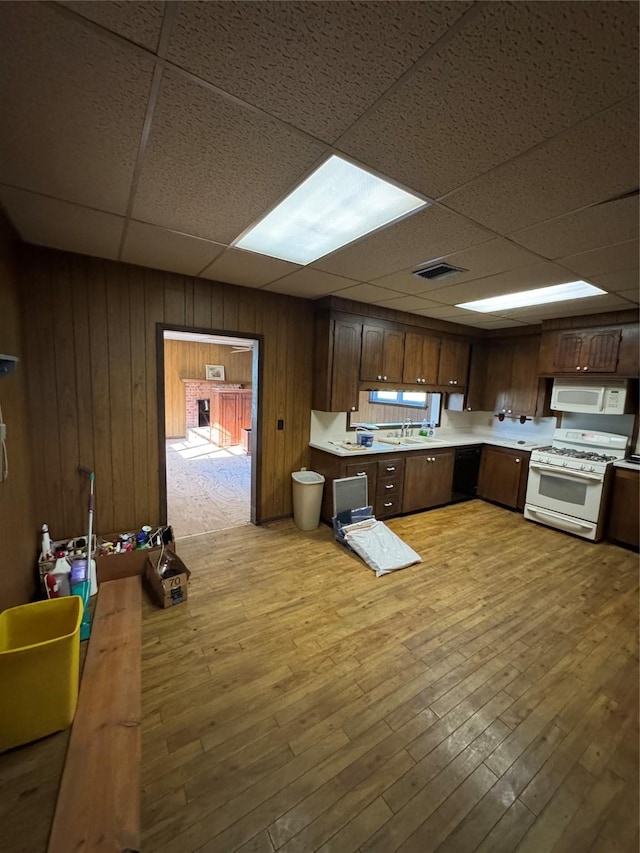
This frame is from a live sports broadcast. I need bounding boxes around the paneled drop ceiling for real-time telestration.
[0,0,637,329]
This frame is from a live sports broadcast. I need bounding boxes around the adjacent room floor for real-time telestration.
[165,430,251,539]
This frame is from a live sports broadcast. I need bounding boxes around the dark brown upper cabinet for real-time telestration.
[437,338,470,387]
[360,325,405,383]
[402,332,441,385]
[539,324,638,377]
[313,314,362,412]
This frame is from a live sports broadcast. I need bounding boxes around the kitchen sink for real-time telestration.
[375,436,445,447]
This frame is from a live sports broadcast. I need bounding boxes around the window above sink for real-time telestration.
[348,390,442,431]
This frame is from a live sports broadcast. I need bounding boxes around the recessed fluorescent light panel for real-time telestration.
[234,155,428,265]
[456,281,607,313]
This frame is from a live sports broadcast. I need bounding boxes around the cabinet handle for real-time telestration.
[351,406,356,411]
[583,366,589,371]
[576,366,582,370]
[384,501,392,507]
[356,472,366,476]
[515,458,521,464]
[385,484,394,489]
[383,375,388,381]
[386,466,396,472]
[377,374,382,380]
[453,380,458,385]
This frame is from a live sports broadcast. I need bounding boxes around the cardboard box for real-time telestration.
[145,551,189,608]
[95,527,175,584]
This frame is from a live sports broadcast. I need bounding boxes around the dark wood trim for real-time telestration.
[156,323,264,528]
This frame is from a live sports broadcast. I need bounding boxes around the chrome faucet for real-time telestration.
[400,417,412,438]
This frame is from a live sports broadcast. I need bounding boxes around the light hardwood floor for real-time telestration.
[140,501,639,853]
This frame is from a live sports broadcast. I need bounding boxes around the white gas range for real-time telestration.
[524,428,628,541]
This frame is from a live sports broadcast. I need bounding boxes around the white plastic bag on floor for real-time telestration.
[343,519,421,577]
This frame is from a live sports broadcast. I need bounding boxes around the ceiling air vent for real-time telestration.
[413,262,467,281]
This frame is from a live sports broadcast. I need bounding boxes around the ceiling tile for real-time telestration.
[313,205,490,281]
[510,197,639,259]
[616,289,640,304]
[370,237,543,295]
[0,186,123,259]
[468,318,531,329]
[340,1,639,197]
[412,305,479,320]
[262,268,360,299]
[166,1,472,143]
[0,3,154,214]
[557,239,639,278]
[122,220,225,275]
[327,283,405,304]
[57,1,165,51]
[494,293,631,321]
[587,268,639,294]
[428,262,576,305]
[442,96,638,233]
[200,248,299,288]
[372,295,444,312]
[133,71,327,243]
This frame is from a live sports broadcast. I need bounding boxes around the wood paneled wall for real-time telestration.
[164,339,252,438]
[19,246,314,540]
[0,217,36,610]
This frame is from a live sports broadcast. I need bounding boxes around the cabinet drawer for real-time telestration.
[345,460,378,480]
[376,475,403,497]
[377,457,405,477]
[376,494,402,518]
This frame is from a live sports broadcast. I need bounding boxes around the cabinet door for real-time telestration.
[508,337,541,416]
[607,468,639,548]
[360,325,404,382]
[477,447,526,508]
[331,319,362,412]
[582,329,621,372]
[402,333,440,384]
[219,393,238,446]
[402,450,453,512]
[438,339,470,386]
[313,315,361,412]
[483,342,512,413]
[553,332,584,373]
[402,453,432,513]
[345,460,378,505]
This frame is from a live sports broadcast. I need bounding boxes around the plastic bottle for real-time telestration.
[427,421,435,438]
[41,523,52,560]
[419,419,429,437]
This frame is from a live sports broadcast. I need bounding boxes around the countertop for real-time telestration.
[613,459,640,471]
[309,432,548,458]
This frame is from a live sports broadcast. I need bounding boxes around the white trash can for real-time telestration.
[291,471,325,530]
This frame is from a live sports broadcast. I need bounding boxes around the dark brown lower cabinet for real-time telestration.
[607,467,639,549]
[402,449,454,513]
[477,446,530,510]
[309,449,405,523]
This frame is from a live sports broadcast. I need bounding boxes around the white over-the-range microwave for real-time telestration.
[550,380,629,415]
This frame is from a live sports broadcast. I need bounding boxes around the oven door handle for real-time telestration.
[529,462,603,482]
[526,506,594,530]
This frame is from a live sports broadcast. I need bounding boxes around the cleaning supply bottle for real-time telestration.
[41,523,52,560]
[419,419,429,437]
[427,421,436,438]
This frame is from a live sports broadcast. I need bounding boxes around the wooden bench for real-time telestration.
[48,576,141,853]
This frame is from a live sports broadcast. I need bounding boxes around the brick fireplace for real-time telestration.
[182,380,242,429]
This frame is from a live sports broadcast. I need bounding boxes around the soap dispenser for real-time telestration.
[419,419,428,437]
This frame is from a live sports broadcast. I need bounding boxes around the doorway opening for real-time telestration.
[158,327,260,540]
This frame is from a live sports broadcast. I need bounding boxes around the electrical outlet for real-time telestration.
[0,423,5,442]
[277,419,284,430]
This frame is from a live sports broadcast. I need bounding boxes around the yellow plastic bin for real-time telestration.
[0,595,82,752]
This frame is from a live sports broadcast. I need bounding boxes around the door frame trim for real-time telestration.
[156,322,264,527]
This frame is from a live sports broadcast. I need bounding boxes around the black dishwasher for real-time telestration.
[451,445,482,503]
